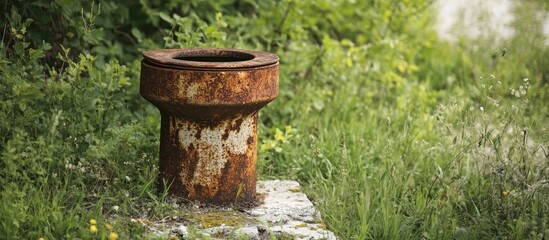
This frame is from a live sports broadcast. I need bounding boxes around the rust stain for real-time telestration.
[141,48,278,205]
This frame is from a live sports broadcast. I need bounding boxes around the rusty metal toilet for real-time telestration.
[140,48,279,205]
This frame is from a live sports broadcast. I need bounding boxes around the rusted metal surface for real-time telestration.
[140,48,279,205]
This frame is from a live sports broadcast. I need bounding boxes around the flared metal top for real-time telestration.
[143,48,279,70]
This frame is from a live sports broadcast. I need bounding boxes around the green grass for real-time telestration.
[259,2,549,239]
[1,0,548,239]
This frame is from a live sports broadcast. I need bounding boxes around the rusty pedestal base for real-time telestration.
[140,48,279,205]
[159,112,258,204]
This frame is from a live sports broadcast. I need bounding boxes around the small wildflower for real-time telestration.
[503,190,511,196]
[274,129,284,141]
[38,238,45,240]
[65,163,76,170]
[90,225,98,234]
[479,106,484,112]
[108,232,119,240]
[106,223,113,231]
[112,205,119,212]
[125,176,131,181]
[90,219,97,225]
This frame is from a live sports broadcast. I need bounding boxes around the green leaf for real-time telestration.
[130,28,143,42]
[23,18,34,27]
[158,12,174,25]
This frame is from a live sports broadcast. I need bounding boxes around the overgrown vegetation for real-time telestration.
[1,0,548,239]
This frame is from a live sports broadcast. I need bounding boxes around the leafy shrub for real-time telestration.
[0,13,160,238]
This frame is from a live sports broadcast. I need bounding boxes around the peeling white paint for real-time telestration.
[177,114,254,197]
[178,126,196,148]
[186,83,199,98]
[226,116,254,155]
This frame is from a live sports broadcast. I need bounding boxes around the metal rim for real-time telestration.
[143,48,279,70]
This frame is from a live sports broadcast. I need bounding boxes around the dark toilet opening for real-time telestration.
[175,50,255,62]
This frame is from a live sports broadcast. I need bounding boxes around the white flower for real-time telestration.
[65,163,76,170]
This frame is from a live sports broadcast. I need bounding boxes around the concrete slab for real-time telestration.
[135,180,336,239]
[248,180,336,240]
